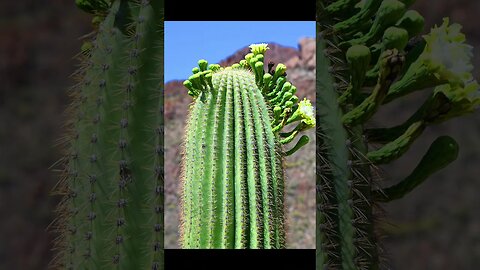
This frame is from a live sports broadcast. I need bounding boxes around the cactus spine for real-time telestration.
[52,1,164,269]
[317,0,479,269]
[180,44,315,248]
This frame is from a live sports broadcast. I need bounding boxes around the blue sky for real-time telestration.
[165,21,315,82]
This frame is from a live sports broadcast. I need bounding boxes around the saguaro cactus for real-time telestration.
[52,1,164,269]
[317,0,479,269]
[180,44,315,248]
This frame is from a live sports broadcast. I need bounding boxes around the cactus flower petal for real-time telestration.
[249,43,270,55]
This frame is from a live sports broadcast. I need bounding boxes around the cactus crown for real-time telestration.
[183,43,315,143]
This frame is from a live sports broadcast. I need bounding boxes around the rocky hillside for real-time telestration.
[164,38,317,249]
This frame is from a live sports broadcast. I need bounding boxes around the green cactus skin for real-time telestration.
[317,0,479,269]
[180,44,315,249]
[373,136,459,202]
[317,37,360,269]
[52,1,164,269]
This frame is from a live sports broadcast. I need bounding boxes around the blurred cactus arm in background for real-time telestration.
[317,0,479,269]
[52,0,164,269]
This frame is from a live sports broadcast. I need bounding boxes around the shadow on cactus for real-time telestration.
[317,0,479,268]
[180,43,315,249]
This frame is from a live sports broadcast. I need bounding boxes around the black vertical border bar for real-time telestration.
[163,0,316,269]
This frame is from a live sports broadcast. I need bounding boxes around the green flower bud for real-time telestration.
[396,10,425,37]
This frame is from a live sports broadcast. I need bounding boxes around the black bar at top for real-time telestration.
[164,0,315,21]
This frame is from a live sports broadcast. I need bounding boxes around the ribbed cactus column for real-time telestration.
[181,44,315,249]
[53,1,164,269]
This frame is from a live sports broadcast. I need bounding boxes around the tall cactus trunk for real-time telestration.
[317,32,380,270]
[181,68,286,248]
[180,45,315,249]
[52,1,164,269]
